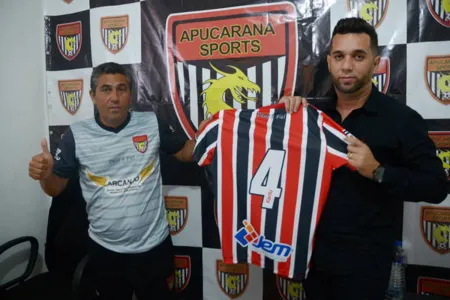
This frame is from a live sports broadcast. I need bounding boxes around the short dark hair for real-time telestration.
[331,17,379,56]
[90,62,133,94]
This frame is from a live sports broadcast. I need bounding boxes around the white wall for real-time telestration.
[0,0,50,284]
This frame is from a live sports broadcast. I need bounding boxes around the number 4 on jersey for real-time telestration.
[250,149,286,209]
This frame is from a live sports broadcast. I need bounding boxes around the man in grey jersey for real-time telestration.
[28,62,202,300]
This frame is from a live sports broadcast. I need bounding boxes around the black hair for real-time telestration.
[90,62,133,94]
[331,17,379,56]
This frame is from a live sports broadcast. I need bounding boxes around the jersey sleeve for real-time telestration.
[157,117,189,155]
[52,127,79,178]
[320,111,355,170]
[193,117,220,167]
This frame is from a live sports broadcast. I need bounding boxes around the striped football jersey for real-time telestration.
[193,103,353,279]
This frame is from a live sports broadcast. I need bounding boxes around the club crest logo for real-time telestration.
[372,56,390,94]
[429,131,450,184]
[277,275,307,300]
[56,21,82,61]
[101,15,129,54]
[174,255,191,292]
[132,135,148,153]
[425,55,450,105]
[216,260,249,298]
[426,0,450,27]
[421,206,450,254]
[164,196,189,235]
[347,0,389,28]
[417,277,450,297]
[58,79,83,115]
[63,0,73,3]
[166,2,298,139]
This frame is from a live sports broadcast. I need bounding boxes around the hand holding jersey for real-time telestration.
[278,95,307,114]
[280,96,382,180]
[345,135,381,179]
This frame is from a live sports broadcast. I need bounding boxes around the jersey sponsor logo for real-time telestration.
[58,79,83,115]
[166,2,298,139]
[132,135,148,153]
[216,260,249,299]
[85,160,154,194]
[429,131,450,183]
[417,277,450,297]
[234,219,293,262]
[371,56,390,94]
[426,0,450,28]
[56,21,82,61]
[425,55,450,105]
[54,148,62,161]
[174,255,191,292]
[347,0,389,28]
[277,275,306,300]
[421,206,450,254]
[101,15,129,54]
[164,195,189,235]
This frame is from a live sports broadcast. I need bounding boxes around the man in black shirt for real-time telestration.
[279,17,447,300]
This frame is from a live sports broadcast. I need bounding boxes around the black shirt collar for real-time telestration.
[95,112,131,133]
[320,84,380,115]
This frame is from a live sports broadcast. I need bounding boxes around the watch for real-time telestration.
[372,165,385,183]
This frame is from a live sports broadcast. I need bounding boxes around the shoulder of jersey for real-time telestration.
[70,116,96,129]
[131,111,156,121]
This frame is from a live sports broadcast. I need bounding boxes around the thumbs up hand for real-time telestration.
[29,138,54,180]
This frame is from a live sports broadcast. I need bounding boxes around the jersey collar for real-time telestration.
[95,111,131,133]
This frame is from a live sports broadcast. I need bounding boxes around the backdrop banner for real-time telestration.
[44,0,450,298]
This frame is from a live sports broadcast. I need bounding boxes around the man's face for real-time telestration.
[90,73,131,127]
[327,33,379,94]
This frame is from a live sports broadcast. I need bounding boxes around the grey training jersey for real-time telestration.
[53,111,187,253]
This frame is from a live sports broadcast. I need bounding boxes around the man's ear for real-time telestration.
[89,90,96,105]
[373,55,381,73]
[326,54,331,72]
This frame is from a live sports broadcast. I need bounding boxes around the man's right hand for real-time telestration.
[29,138,54,181]
[278,96,309,114]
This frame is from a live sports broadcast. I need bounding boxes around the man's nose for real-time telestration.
[110,89,120,101]
[341,56,353,71]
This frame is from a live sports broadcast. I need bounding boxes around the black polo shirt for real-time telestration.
[310,85,447,273]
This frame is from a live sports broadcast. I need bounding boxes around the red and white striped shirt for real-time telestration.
[194,103,353,279]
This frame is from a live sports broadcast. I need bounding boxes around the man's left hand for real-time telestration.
[345,135,380,179]
[195,118,211,140]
